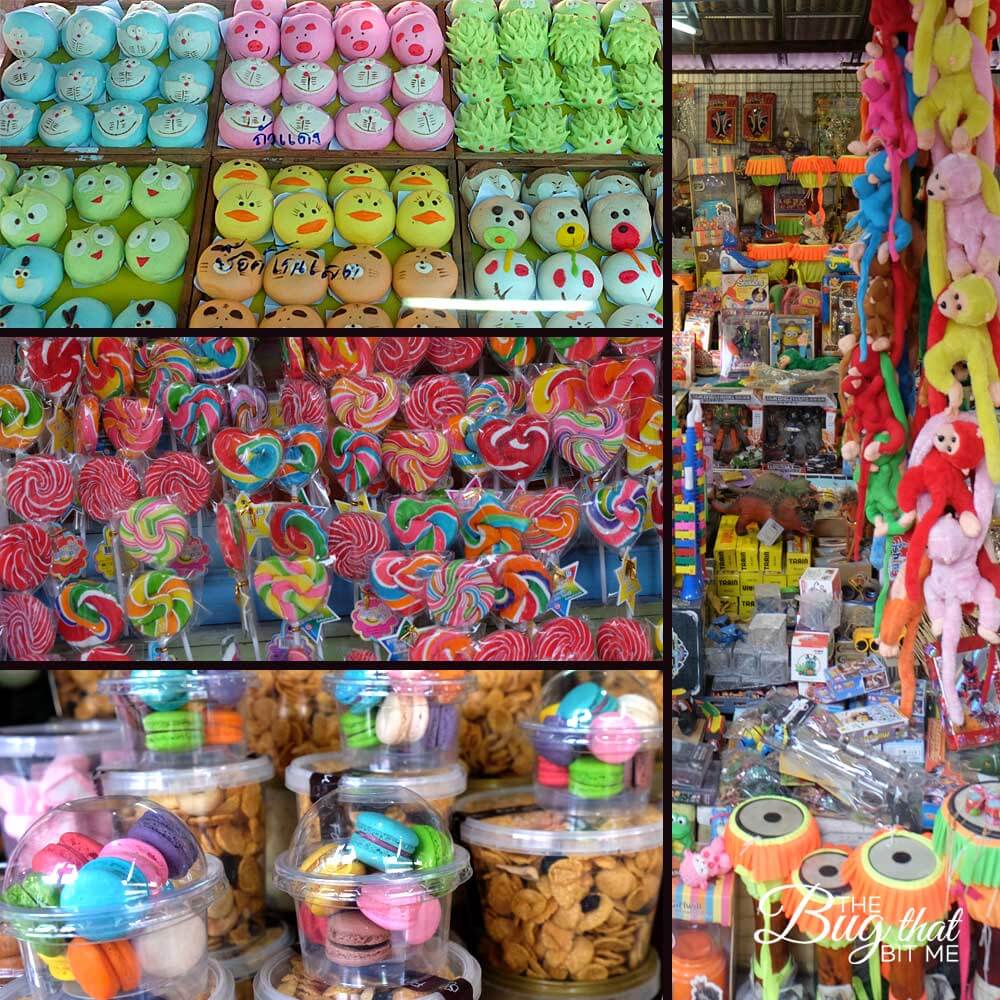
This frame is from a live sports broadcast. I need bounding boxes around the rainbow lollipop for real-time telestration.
[328,428,382,495]
[119,498,190,568]
[0,385,44,451]
[212,428,283,492]
[103,396,164,459]
[253,556,330,623]
[387,496,461,552]
[461,493,529,559]
[276,425,326,494]
[83,337,133,400]
[270,505,328,560]
[490,553,552,624]
[56,580,125,649]
[182,336,251,384]
[552,407,625,474]
[126,571,194,639]
[164,383,226,449]
[511,486,580,556]
[426,560,501,629]
[586,478,648,550]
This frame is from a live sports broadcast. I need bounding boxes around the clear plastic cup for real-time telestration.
[215,920,292,1000]
[98,670,255,766]
[483,951,662,1000]
[459,788,663,985]
[285,753,467,824]
[273,784,471,988]
[0,795,225,1000]
[460,670,542,780]
[253,942,482,1000]
[520,670,662,813]
[0,721,127,857]
[325,671,472,773]
[97,756,275,954]
[0,865,20,985]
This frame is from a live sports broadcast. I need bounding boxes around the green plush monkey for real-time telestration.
[777,348,840,371]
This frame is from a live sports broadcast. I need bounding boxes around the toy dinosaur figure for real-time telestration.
[711,474,818,534]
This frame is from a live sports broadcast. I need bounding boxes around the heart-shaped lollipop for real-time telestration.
[368,551,445,619]
[103,396,164,459]
[212,428,283,492]
[276,424,326,493]
[164,383,226,448]
[383,430,451,493]
[328,427,382,495]
[444,414,489,476]
[329,373,400,433]
[475,415,551,483]
[586,478,649,551]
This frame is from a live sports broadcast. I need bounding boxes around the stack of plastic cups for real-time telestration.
[0,720,126,986]
[94,670,282,997]
[458,670,664,1000]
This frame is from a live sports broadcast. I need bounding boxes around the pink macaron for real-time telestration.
[536,757,569,788]
[358,883,441,941]
[100,837,170,889]
[297,902,329,945]
[32,832,103,882]
[588,711,641,764]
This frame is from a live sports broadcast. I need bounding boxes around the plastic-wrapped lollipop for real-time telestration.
[253,556,330,623]
[427,336,484,373]
[388,495,461,552]
[375,336,429,377]
[533,616,594,661]
[270,504,329,560]
[327,512,390,582]
[56,580,125,649]
[461,491,529,559]
[79,456,140,523]
[80,645,132,661]
[597,617,653,661]
[228,384,269,432]
[426,559,501,629]
[212,428,283,493]
[626,396,663,477]
[546,336,610,363]
[467,376,527,419]
[552,407,625,474]
[401,374,467,431]
[475,414,551,484]
[473,629,533,661]
[490,553,552,624]
[82,337,133,399]
[144,453,213,515]
[283,337,307,379]
[611,336,663,357]
[135,338,197,407]
[182,336,252,384]
[328,428,382,496]
[134,338,189,392]
[276,424,326,496]
[102,396,164,459]
[308,336,376,379]
[168,536,211,579]
[383,430,452,493]
[22,336,83,399]
[444,414,490,477]
[510,486,580,556]
[586,477,648,551]
[351,585,403,644]
[0,524,52,591]
[586,356,656,418]
[408,626,474,662]
[649,477,663,538]
[369,551,444,619]
[73,393,101,454]
[164,382,226,449]
[119,497,190,568]
[0,385,45,451]
[126,570,194,640]
[216,499,260,659]
[280,378,327,427]
[0,591,56,660]
[329,373,400,433]
[7,455,74,524]
[527,365,590,418]
[488,336,541,369]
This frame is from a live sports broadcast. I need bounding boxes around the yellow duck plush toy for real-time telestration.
[913,23,992,152]
[924,273,1000,478]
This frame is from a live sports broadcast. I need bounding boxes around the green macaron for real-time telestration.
[568,757,624,799]
[143,709,204,753]
[340,711,380,749]
[3,873,63,957]
[411,824,453,869]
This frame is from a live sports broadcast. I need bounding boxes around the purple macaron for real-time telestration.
[534,715,577,767]
[423,702,459,751]
[201,670,248,706]
[130,810,198,878]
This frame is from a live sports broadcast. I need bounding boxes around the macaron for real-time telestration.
[358,882,441,943]
[411,824,452,869]
[616,693,659,728]
[143,709,205,753]
[130,667,192,711]
[340,711,380,749]
[32,832,103,883]
[588,711,640,764]
[130,809,198,878]
[557,682,619,728]
[60,857,151,940]
[423,702,458,751]
[325,910,391,967]
[567,757,624,799]
[336,669,386,710]
[98,838,169,889]
[134,912,207,978]
[349,812,418,872]
[533,714,576,767]
[204,707,243,746]
[375,692,429,746]
[536,757,569,788]
[300,845,366,916]
[66,938,141,1000]
[203,670,249,706]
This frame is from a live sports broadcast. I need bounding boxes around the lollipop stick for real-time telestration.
[181,631,193,661]
[197,510,204,540]
[0,463,8,529]
[110,526,127,624]
[552,452,560,488]
[598,543,608,604]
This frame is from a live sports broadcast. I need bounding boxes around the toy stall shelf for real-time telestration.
[760,393,840,476]
[690,387,765,473]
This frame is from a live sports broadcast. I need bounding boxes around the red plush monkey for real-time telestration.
[897,421,986,598]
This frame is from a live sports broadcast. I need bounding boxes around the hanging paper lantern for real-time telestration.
[836,153,867,188]
[747,240,792,282]
[745,155,786,229]
[789,242,831,285]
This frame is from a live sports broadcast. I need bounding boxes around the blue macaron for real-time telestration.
[336,670,388,712]
[557,682,619,728]
[60,857,150,941]
[130,668,193,712]
[349,812,418,873]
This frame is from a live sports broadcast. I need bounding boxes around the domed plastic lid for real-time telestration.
[273,784,471,908]
[285,752,467,803]
[324,670,473,704]
[0,795,225,944]
[99,754,275,796]
[99,669,255,703]
[0,720,124,759]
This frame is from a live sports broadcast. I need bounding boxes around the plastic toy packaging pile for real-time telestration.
[0,335,664,662]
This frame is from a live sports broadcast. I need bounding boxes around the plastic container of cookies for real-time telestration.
[285,753,467,823]
[216,920,293,1000]
[461,670,541,781]
[325,671,473,773]
[0,721,127,857]
[49,671,115,722]
[99,670,255,766]
[482,951,662,1000]
[273,784,472,988]
[253,942,482,1000]
[0,864,21,984]
[521,670,662,814]
[459,788,663,986]
[0,795,225,1000]
[97,755,275,953]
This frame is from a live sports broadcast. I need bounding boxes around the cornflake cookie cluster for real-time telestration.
[460,670,541,778]
[52,669,115,719]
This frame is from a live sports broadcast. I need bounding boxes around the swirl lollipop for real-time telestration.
[212,428,284,492]
[626,397,664,476]
[611,336,662,357]
[409,627,474,662]
[383,430,451,493]
[56,580,125,649]
[229,384,269,432]
[277,425,326,494]
[488,336,540,368]
[402,375,467,431]
[183,336,251,384]
[552,407,625,474]
[586,358,657,417]
[388,496,460,552]
[103,397,164,459]
[253,556,330,623]
[586,478,648,550]
[445,414,489,476]
[309,337,376,378]
[328,428,382,496]
[329,373,400,433]
[120,498,190,568]
[491,553,552,624]
[597,618,653,661]
[0,592,56,660]
[74,394,101,455]
[0,386,44,451]
[50,529,88,582]
[467,376,526,419]
[475,415,551,484]
[134,339,187,392]
[375,337,430,377]
[461,493,529,559]
[0,524,52,592]
[271,504,328,560]
[327,512,390,582]
[546,336,610,363]
[528,366,590,417]
[79,457,139,522]
[369,551,444,619]
[283,337,307,379]
[164,383,226,449]
[426,560,501,629]
[216,500,247,574]
[533,617,594,661]
[126,571,194,639]
[473,629,533,661]
[24,337,83,399]
[83,337,133,400]
[137,340,197,407]
[7,456,74,524]
[144,453,213,515]
[511,486,580,556]
[428,336,484,373]
[280,379,327,427]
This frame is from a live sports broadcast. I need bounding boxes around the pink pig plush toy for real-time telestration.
[679,836,733,890]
